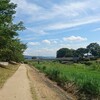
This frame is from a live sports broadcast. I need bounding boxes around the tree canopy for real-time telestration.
[0,0,26,62]
[87,43,100,57]
[56,43,100,58]
[57,48,75,58]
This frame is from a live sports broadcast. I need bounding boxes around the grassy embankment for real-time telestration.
[0,64,19,88]
[29,60,100,100]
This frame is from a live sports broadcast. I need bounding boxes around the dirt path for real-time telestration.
[27,65,75,100]
[0,64,33,100]
[0,64,75,100]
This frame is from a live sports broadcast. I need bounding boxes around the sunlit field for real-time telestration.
[29,60,100,100]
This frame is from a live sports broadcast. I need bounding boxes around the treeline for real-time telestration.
[0,0,26,62]
[57,43,100,58]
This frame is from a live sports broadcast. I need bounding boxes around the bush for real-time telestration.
[90,62,100,71]
[46,68,60,81]
[24,61,28,64]
[56,74,68,87]
[82,61,93,66]
[80,81,100,99]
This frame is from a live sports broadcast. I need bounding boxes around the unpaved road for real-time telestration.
[27,65,75,100]
[0,64,75,100]
[0,64,33,100]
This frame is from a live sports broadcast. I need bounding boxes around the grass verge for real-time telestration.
[29,61,100,100]
[0,64,19,88]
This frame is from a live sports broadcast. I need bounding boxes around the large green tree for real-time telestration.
[87,43,100,57]
[74,48,88,58]
[56,48,74,58]
[0,0,26,62]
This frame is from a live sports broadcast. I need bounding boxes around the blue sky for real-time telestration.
[11,0,100,57]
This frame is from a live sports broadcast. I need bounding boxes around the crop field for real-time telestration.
[29,60,100,100]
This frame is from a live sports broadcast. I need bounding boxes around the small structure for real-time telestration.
[83,53,94,59]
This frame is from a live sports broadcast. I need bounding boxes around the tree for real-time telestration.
[32,56,37,59]
[6,39,26,62]
[56,48,74,58]
[0,0,26,62]
[87,43,100,57]
[74,48,88,58]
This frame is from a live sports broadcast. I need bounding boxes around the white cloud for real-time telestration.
[12,0,100,31]
[11,0,42,14]
[27,28,47,35]
[23,51,29,55]
[24,47,57,56]
[28,42,39,46]
[52,1,89,17]
[46,16,100,30]
[63,36,87,42]
[23,48,32,55]
[42,40,51,44]
[12,0,100,22]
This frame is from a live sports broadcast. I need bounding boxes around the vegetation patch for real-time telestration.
[0,64,19,88]
[29,61,100,100]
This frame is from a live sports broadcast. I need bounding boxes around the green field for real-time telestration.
[29,60,100,100]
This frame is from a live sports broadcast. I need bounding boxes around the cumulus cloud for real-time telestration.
[28,42,39,46]
[42,40,51,44]
[63,36,87,42]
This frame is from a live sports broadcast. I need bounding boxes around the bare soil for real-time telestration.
[0,64,33,100]
[27,64,75,100]
[0,64,75,100]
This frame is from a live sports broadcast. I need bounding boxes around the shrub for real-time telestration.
[56,74,68,87]
[82,61,93,66]
[24,61,28,64]
[90,62,100,71]
[80,81,100,99]
[42,66,46,71]
[46,68,60,81]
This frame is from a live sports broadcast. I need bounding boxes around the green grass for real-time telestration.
[29,61,100,99]
[0,64,19,88]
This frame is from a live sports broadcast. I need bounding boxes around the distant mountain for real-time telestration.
[38,56,56,59]
[24,55,55,60]
[24,55,33,59]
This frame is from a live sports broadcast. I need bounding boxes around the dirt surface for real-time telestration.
[0,64,33,100]
[0,64,75,100]
[27,65,75,100]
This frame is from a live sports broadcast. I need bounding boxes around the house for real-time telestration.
[83,53,94,59]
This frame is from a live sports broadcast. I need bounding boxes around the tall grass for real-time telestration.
[29,61,100,99]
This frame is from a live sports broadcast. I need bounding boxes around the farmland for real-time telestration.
[29,60,100,100]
